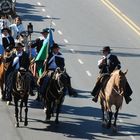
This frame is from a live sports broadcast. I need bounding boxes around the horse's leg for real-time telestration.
[0,81,5,100]
[14,97,19,127]
[36,87,41,101]
[51,101,55,117]
[106,111,112,129]
[55,98,63,124]
[24,98,28,126]
[112,107,119,132]
[19,100,23,122]
[100,100,105,127]
[55,103,60,124]
[45,101,51,121]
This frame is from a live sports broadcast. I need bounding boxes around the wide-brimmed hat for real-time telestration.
[100,46,112,52]
[1,27,11,33]
[40,28,49,33]
[51,43,60,50]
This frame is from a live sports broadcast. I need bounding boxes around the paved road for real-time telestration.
[0,0,140,140]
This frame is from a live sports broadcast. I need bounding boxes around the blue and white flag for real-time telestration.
[0,29,4,55]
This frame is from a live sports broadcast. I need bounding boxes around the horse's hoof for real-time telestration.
[102,121,106,128]
[55,119,59,124]
[106,123,111,129]
[112,126,117,133]
[15,123,19,127]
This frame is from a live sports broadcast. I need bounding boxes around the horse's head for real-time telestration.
[112,69,127,95]
[53,67,70,93]
[15,70,31,96]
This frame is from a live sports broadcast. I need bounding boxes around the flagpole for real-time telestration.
[43,18,53,72]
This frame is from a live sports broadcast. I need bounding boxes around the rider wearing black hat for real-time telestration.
[91,46,132,104]
[2,27,15,50]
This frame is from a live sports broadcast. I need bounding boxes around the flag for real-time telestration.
[0,29,4,55]
[35,28,54,61]
[35,28,54,76]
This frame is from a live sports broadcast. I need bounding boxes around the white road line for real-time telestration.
[42,8,46,12]
[118,119,123,123]
[78,59,84,64]
[52,22,56,26]
[127,132,136,140]
[130,135,136,140]
[64,39,68,43]
[37,2,41,6]
[58,30,63,35]
[46,15,51,18]
[86,70,92,77]
[70,49,75,53]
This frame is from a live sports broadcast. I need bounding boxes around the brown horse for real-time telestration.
[12,69,32,127]
[0,55,5,100]
[99,69,128,132]
[0,54,10,100]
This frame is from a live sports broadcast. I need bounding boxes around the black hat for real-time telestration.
[51,43,60,49]
[1,28,11,33]
[101,46,112,52]
[40,28,49,33]
[15,42,24,48]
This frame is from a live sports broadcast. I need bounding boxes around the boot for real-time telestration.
[125,96,132,104]
[92,94,98,103]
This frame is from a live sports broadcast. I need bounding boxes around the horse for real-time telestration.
[99,69,128,132]
[12,68,32,127]
[0,55,5,100]
[0,53,11,100]
[44,67,70,124]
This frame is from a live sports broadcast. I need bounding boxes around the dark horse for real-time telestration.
[44,68,70,124]
[12,69,32,127]
[99,69,128,132]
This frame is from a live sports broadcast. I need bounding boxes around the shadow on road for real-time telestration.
[27,101,140,139]
[62,47,140,58]
[16,2,60,22]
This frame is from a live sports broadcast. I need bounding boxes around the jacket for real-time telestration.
[2,36,15,50]
[98,54,121,74]
[46,52,65,70]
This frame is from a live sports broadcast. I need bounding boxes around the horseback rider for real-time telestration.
[38,43,65,97]
[38,43,77,98]
[1,27,15,51]
[91,46,132,104]
[34,28,50,77]
[12,42,30,70]
[9,16,25,40]
[4,46,16,102]
[5,43,34,104]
